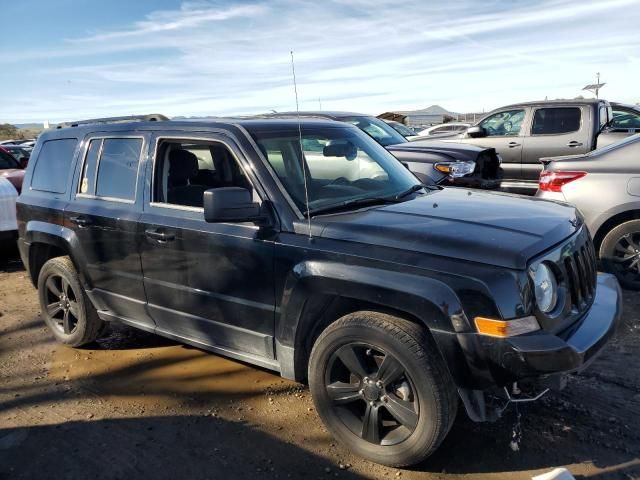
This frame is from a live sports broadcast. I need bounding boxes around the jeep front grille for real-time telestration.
[563,237,597,310]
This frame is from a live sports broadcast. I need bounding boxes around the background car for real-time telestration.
[0,146,26,193]
[414,122,470,138]
[3,144,31,166]
[536,133,640,290]
[382,120,420,139]
[447,99,638,194]
[0,176,18,251]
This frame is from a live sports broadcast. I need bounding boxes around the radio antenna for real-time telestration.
[290,50,312,239]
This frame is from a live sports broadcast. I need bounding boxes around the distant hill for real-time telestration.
[13,123,44,129]
[398,105,459,116]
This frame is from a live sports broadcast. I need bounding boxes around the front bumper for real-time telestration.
[482,273,622,380]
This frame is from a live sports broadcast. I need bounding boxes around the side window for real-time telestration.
[78,139,101,194]
[153,139,251,209]
[0,150,18,169]
[94,138,143,200]
[31,138,78,193]
[531,108,581,135]
[611,108,640,130]
[479,109,525,137]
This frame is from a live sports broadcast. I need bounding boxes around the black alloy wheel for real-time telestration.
[37,256,106,346]
[43,273,81,335]
[325,343,419,446]
[309,311,457,467]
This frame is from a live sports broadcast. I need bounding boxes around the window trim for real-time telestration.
[76,135,146,204]
[148,135,262,215]
[477,109,526,138]
[529,106,583,137]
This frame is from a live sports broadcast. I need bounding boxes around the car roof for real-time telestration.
[40,117,352,141]
[495,98,605,110]
[265,111,368,120]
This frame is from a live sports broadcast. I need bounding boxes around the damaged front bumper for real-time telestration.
[460,272,623,422]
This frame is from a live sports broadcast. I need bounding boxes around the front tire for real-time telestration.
[37,256,105,347]
[308,311,457,467]
[599,219,640,290]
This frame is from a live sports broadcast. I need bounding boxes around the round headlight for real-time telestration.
[534,263,558,313]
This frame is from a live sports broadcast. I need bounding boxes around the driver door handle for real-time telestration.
[145,229,175,242]
[508,142,521,148]
[567,141,583,147]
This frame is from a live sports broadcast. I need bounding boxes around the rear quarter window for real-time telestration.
[531,108,581,135]
[31,138,78,193]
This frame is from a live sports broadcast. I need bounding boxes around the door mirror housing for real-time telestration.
[204,187,262,223]
[466,126,486,138]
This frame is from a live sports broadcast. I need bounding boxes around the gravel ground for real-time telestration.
[0,252,639,480]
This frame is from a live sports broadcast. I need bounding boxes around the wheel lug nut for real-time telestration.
[376,381,383,388]
[358,389,364,395]
[382,395,388,402]
[369,401,375,407]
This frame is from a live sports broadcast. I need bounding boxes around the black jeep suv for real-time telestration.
[17,115,622,467]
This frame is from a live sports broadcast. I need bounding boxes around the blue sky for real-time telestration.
[3,0,640,123]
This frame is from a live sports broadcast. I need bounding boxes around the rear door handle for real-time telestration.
[69,215,92,227]
[567,141,583,147]
[508,142,521,148]
[145,229,175,242]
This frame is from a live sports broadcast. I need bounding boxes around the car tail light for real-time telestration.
[539,170,586,192]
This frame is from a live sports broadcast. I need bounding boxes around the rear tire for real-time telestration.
[37,256,105,347]
[308,311,457,467]
[599,219,640,290]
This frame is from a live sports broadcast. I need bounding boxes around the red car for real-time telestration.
[0,146,25,193]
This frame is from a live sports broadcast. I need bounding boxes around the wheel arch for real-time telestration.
[23,221,89,288]
[592,208,640,253]
[275,261,473,386]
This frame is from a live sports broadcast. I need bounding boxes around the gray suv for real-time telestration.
[536,134,640,290]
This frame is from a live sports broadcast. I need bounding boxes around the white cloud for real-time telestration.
[3,0,640,123]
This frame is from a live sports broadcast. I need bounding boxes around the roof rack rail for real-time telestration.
[56,114,169,129]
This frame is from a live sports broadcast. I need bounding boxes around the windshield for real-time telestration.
[390,122,416,137]
[342,116,408,147]
[248,125,420,215]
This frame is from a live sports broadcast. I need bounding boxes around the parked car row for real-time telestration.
[14,113,622,468]
[417,98,639,194]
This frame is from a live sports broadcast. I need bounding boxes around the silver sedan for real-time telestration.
[536,134,640,290]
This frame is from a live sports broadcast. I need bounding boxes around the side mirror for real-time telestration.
[466,126,486,138]
[204,187,262,223]
[19,157,29,169]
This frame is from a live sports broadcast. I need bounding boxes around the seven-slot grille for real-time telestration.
[562,234,598,311]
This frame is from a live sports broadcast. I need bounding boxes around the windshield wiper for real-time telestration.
[308,196,398,216]
[393,183,440,199]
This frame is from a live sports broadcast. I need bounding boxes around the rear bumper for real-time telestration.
[480,273,622,380]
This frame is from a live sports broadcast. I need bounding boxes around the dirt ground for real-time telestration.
[1,252,639,480]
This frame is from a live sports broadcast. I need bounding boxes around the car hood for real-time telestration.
[386,140,487,160]
[0,169,24,193]
[314,188,580,269]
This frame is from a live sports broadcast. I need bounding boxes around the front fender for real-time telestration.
[275,261,477,385]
